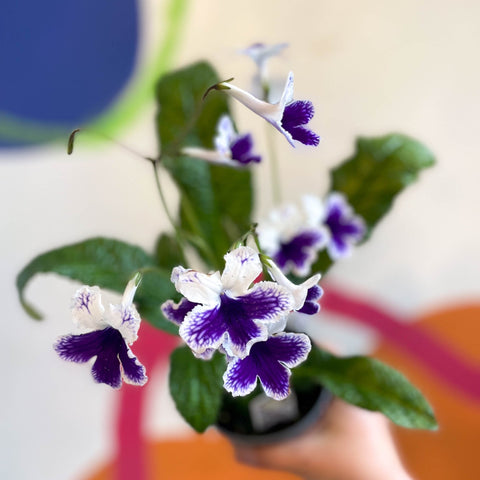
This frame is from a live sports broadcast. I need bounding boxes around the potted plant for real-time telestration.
[17,45,437,442]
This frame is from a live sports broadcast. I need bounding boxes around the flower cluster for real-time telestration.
[54,274,147,388]
[161,246,321,400]
[258,192,366,276]
[21,40,436,435]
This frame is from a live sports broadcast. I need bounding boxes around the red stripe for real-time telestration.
[115,323,178,480]
[322,285,480,401]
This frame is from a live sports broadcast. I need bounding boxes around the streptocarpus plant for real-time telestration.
[17,45,437,434]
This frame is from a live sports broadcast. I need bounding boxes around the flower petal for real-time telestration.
[223,333,311,400]
[279,71,295,108]
[324,192,366,259]
[219,81,283,125]
[297,284,323,315]
[240,42,289,67]
[89,328,125,388]
[266,332,312,368]
[230,134,261,165]
[118,343,147,386]
[223,355,259,397]
[161,297,198,325]
[258,361,291,400]
[214,114,236,156]
[281,100,319,147]
[54,329,106,363]
[172,266,222,305]
[108,303,141,344]
[221,246,262,296]
[237,281,294,323]
[92,352,122,389]
[218,293,269,358]
[121,273,142,307]
[181,146,231,165]
[301,194,325,226]
[71,286,106,330]
[179,304,226,354]
[267,261,321,311]
[274,229,327,276]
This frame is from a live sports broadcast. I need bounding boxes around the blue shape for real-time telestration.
[0,0,139,147]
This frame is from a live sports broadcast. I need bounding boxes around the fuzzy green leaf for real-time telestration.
[169,346,226,432]
[155,61,253,268]
[155,233,185,270]
[135,267,180,334]
[17,237,155,319]
[296,345,437,430]
[312,133,435,275]
[331,134,435,232]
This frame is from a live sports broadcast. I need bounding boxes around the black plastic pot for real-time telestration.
[217,378,333,445]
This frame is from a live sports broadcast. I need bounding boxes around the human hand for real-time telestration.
[233,397,413,480]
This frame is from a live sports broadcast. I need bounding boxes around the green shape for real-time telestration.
[17,237,154,320]
[135,266,180,334]
[156,61,253,268]
[169,345,226,432]
[296,345,438,430]
[311,133,435,275]
[155,232,186,270]
[138,303,178,335]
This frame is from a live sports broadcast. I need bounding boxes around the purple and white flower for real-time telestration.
[54,274,147,389]
[207,73,320,147]
[164,246,294,359]
[223,332,311,400]
[258,195,328,276]
[323,192,366,260]
[181,115,261,167]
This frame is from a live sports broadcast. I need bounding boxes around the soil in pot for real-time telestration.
[216,377,332,445]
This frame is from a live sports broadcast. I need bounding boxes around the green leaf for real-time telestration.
[155,233,185,270]
[312,134,435,275]
[137,303,179,335]
[155,61,253,268]
[17,237,155,319]
[296,345,437,430]
[135,267,180,334]
[169,345,226,432]
[332,133,435,234]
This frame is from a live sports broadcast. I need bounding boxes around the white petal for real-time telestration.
[240,42,288,66]
[107,303,141,344]
[214,115,235,156]
[71,286,106,330]
[279,71,295,107]
[257,202,303,246]
[181,146,232,165]
[172,266,222,305]
[221,246,262,297]
[220,81,283,123]
[121,272,141,307]
[267,314,288,335]
[267,260,321,311]
[301,194,325,226]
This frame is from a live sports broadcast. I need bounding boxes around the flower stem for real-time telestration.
[265,123,282,204]
[150,160,187,262]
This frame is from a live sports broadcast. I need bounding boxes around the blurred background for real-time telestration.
[2,0,479,479]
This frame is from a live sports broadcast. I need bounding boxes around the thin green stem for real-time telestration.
[151,161,187,261]
[265,123,282,204]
